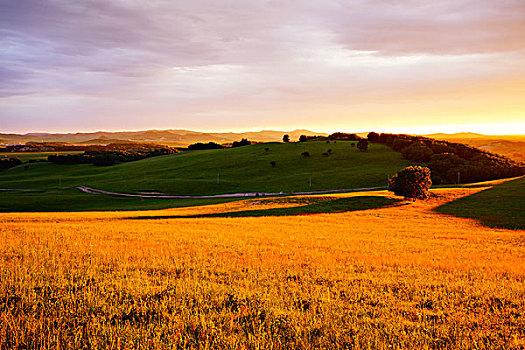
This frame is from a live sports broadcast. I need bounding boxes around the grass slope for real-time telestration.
[0,189,238,212]
[0,142,409,211]
[436,176,525,230]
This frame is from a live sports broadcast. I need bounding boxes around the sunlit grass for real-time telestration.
[1,189,524,349]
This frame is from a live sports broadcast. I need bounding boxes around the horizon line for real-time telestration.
[1,127,525,137]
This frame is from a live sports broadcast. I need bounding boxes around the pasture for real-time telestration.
[0,142,408,195]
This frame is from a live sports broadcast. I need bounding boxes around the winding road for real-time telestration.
[75,186,386,199]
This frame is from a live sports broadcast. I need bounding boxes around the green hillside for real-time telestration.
[436,176,525,230]
[0,141,409,211]
[0,141,407,194]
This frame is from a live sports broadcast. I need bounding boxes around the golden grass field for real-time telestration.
[1,186,524,349]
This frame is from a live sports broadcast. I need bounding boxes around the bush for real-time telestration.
[357,140,369,152]
[389,166,432,200]
[282,134,290,143]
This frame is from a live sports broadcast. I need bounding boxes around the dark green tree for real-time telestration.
[367,132,379,142]
[357,139,369,152]
[388,166,432,200]
[283,134,290,142]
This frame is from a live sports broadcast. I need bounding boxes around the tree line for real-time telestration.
[0,157,22,171]
[48,148,177,166]
[187,139,252,151]
[367,132,525,184]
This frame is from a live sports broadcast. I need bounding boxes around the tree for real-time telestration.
[367,132,379,142]
[0,157,22,170]
[270,161,276,167]
[388,166,432,200]
[299,135,307,142]
[232,138,251,147]
[283,134,290,143]
[301,151,310,157]
[357,139,368,152]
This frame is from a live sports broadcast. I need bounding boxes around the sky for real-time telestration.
[1,0,524,135]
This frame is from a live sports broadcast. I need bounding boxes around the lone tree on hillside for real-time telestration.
[283,134,290,143]
[388,166,432,200]
[357,139,369,152]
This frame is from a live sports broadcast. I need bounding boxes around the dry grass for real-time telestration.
[1,188,524,349]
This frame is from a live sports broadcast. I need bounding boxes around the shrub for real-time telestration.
[282,134,290,143]
[270,161,276,167]
[301,152,310,157]
[357,140,369,152]
[389,166,432,200]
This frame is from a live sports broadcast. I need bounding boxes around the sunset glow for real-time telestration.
[1,1,524,134]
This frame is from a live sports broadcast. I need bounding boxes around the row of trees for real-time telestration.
[0,157,22,171]
[48,148,177,166]
[187,139,252,151]
[369,132,525,184]
[188,142,223,151]
[292,133,364,143]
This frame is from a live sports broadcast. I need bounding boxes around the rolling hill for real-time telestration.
[0,141,409,211]
[425,133,525,163]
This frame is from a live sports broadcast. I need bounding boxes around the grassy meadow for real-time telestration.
[1,188,524,349]
[436,176,525,230]
[0,188,238,212]
[0,141,407,195]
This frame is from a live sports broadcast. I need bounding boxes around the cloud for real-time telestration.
[0,0,524,132]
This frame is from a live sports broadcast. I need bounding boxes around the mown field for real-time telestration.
[0,141,408,195]
[1,188,524,349]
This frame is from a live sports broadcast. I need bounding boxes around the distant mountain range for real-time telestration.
[0,129,328,146]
